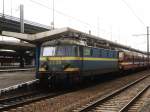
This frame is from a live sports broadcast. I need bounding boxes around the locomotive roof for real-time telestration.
[2,27,147,55]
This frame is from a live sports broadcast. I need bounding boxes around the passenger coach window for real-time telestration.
[84,47,91,56]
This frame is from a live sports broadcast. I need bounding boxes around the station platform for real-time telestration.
[0,68,35,72]
[0,71,35,89]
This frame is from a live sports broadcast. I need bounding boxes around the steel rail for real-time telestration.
[119,85,150,112]
[76,74,150,112]
[0,91,41,103]
[0,90,68,111]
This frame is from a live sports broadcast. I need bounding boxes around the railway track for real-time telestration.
[74,74,150,112]
[0,71,149,112]
[125,86,150,112]
[0,89,68,112]
[0,79,71,111]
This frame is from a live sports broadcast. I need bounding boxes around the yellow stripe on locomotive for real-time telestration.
[40,56,118,61]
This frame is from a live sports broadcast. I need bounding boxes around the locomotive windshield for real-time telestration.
[43,47,56,56]
[42,45,77,56]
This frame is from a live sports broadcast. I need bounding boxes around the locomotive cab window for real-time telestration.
[43,47,56,56]
[42,45,78,56]
[56,46,77,56]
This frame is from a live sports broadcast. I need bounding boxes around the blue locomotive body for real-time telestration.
[38,43,119,83]
[81,47,118,76]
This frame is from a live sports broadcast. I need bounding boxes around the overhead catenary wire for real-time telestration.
[30,0,116,39]
[121,0,148,53]
[30,0,92,28]
[121,0,145,27]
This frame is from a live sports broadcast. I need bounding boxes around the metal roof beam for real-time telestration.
[2,31,34,42]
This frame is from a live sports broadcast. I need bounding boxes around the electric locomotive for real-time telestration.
[38,39,119,84]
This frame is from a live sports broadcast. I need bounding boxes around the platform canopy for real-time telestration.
[2,27,147,54]
[0,41,35,51]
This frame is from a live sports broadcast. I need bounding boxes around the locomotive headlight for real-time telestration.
[39,67,46,71]
[39,62,49,71]
[39,63,46,71]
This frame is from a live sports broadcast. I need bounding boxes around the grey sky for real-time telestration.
[0,0,149,51]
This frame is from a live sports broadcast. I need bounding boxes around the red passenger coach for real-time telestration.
[119,51,147,70]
